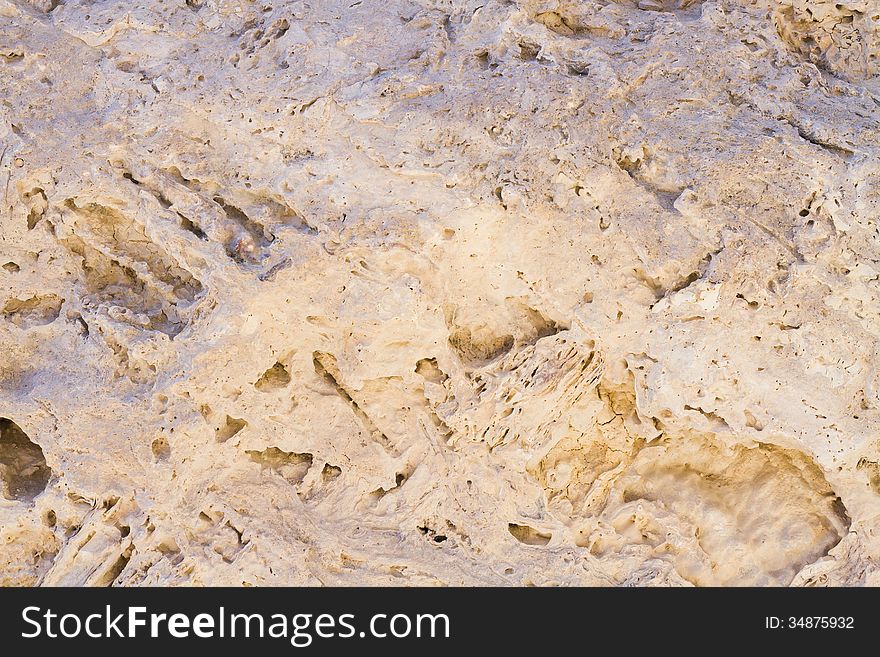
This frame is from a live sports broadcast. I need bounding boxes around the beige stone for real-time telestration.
[1,0,879,586]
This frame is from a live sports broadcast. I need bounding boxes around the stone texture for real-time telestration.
[0,0,879,586]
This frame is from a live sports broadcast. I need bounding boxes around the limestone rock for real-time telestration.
[1,0,879,586]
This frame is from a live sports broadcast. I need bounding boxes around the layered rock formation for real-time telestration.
[1,0,879,585]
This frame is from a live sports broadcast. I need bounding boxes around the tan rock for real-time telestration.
[1,0,878,585]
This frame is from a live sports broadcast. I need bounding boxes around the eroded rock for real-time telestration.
[1,0,879,586]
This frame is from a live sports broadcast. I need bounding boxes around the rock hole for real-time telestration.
[93,546,133,587]
[213,196,271,249]
[415,357,448,384]
[254,361,291,391]
[321,463,342,482]
[517,40,540,61]
[856,458,880,495]
[0,418,51,502]
[28,205,43,230]
[123,172,172,208]
[246,447,313,486]
[614,437,851,585]
[151,437,171,461]
[2,294,63,327]
[508,523,551,546]
[509,301,564,344]
[416,520,457,545]
[448,327,514,368]
[177,212,208,240]
[535,10,579,36]
[216,415,247,443]
[736,293,759,309]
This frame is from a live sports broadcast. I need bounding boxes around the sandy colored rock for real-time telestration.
[1,0,879,586]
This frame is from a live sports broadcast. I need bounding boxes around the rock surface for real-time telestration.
[1,0,879,586]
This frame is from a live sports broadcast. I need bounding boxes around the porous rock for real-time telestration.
[1,0,879,586]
